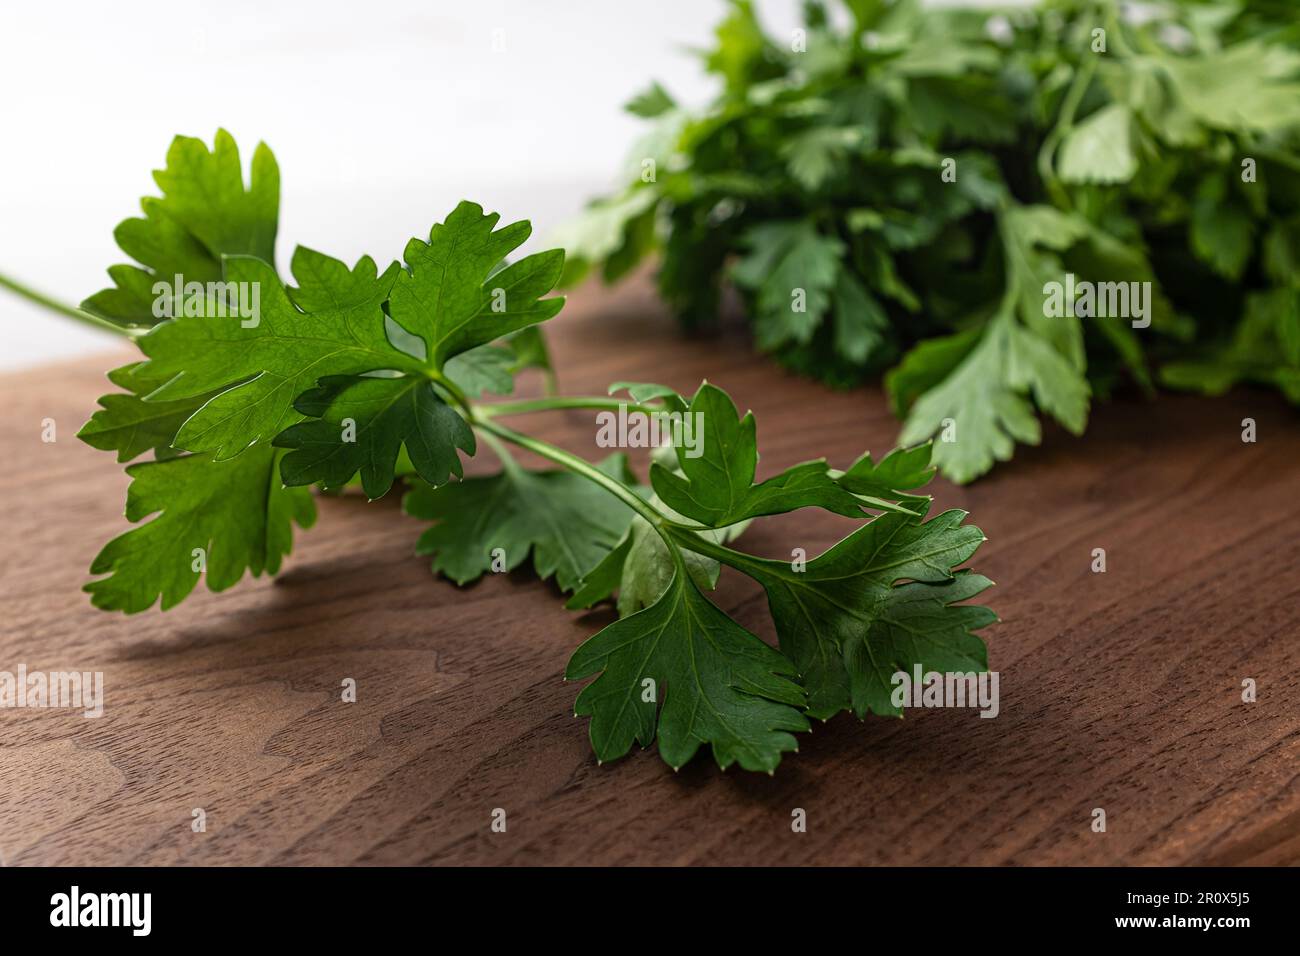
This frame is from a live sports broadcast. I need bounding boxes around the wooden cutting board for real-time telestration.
[1,277,1296,866]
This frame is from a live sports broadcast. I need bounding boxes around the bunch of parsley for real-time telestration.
[558,0,1300,482]
[3,131,997,773]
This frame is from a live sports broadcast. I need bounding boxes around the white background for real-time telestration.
[0,0,1006,370]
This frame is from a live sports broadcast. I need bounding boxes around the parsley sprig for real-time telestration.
[4,131,994,773]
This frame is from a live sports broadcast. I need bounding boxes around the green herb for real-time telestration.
[558,0,1300,481]
[5,131,995,773]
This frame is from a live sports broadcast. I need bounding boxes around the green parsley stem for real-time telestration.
[475,415,775,580]
[1103,2,1145,59]
[472,415,666,531]
[662,523,764,575]
[477,396,663,418]
[429,370,474,416]
[475,427,525,478]
[0,272,132,337]
[1036,47,1098,210]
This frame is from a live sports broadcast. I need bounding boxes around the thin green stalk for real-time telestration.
[1103,2,1146,59]
[477,396,663,417]
[476,427,525,478]
[472,415,666,531]
[663,523,766,575]
[1037,46,1098,210]
[0,272,132,336]
[429,369,474,416]
[476,415,790,583]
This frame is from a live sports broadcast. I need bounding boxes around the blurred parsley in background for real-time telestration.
[557,0,1300,481]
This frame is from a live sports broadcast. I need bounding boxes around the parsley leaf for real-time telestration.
[388,201,564,371]
[85,445,315,613]
[891,207,1091,482]
[698,508,992,719]
[837,442,936,516]
[1190,176,1255,281]
[565,566,809,773]
[731,221,844,349]
[274,375,475,499]
[402,454,637,592]
[625,81,677,119]
[649,382,865,526]
[1058,104,1138,184]
[444,344,518,398]
[138,250,409,458]
[78,362,220,463]
[83,129,279,328]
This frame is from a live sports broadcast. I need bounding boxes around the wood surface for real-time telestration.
[1,276,1297,866]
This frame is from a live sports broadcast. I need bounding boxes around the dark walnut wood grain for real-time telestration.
[1,276,1297,866]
